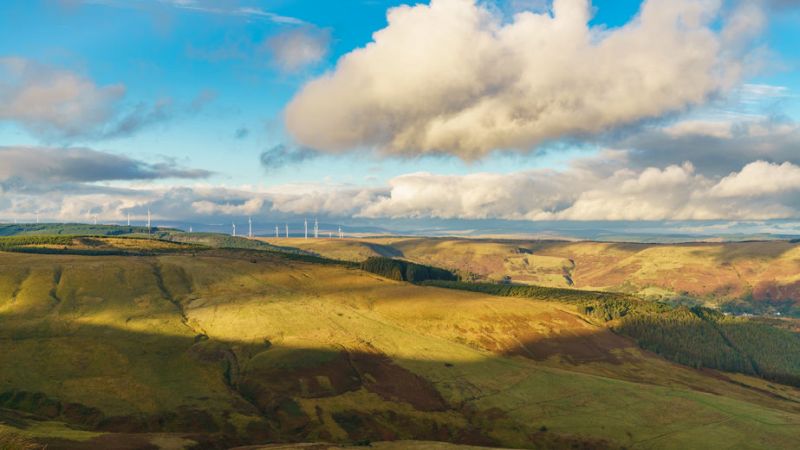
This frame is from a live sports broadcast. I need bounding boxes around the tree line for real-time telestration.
[360,257,458,283]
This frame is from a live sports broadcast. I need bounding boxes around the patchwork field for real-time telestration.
[1,235,800,449]
[262,237,800,315]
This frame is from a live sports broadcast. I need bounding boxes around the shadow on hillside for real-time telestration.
[363,242,404,259]
[0,316,632,450]
[700,241,799,264]
[2,307,800,450]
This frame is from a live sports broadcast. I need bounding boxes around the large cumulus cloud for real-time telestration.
[285,0,756,159]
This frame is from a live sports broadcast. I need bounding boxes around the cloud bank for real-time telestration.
[285,0,757,159]
[5,156,800,223]
[355,160,800,221]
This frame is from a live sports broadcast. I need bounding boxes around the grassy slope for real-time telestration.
[255,238,401,262]
[267,237,800,314]
[1,249,800,448]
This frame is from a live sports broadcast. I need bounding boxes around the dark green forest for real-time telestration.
[361,257,458,283]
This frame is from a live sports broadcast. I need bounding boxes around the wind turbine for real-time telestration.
[314,218,319,239]
[248,217,253,239]
[285,223,289,238]
[275,225,279,238]
[127,213,130,226]
[339,226,343,239]
[232,223,237,237]
[304,218,308,240]
[147,209,152,237]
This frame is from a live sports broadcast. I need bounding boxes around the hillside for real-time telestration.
[1,238,800,449]
[0,225,292,256]
[0,223,166,237]
[263,237,800,316]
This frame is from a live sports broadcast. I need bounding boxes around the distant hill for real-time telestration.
[0,224,304,256]
[268,237,800,317]
[0,223,162,237]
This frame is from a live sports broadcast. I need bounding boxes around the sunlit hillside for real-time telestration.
[263,237,800,316]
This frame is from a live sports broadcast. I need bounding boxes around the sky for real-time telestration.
[1,0,800,237]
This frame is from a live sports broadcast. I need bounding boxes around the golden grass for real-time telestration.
[268,237,800,311]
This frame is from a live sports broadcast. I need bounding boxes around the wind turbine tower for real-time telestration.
[248,217,253,238]
[285,224,289,238]
[127,213,130,226]
[314,218,319,239]
[339,226,343,239]
[147,209,152,237]
[232,223,237,237]
[304,218,308,240]
[275,225,279,238]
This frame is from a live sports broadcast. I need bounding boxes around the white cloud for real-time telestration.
[359,170,585,220]
[285,0,754,159]
[0,57,125,139]
[550,163,721,220]
[192,197,265,216]
[266,27,331,72]
[0,58,207,141]
[711,161,800,198]
[267,183,385,217]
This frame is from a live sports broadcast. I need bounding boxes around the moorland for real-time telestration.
[0,225,799,449]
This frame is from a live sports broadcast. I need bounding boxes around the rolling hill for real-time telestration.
[0,233,799,449]
[263,237,800,316]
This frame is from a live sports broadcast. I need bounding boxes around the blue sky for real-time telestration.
[1,0,800,236]
[1,0,619,185]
